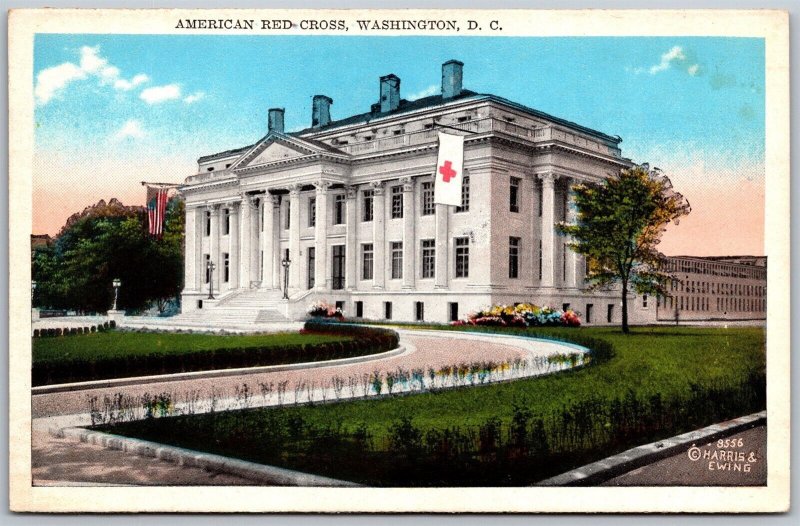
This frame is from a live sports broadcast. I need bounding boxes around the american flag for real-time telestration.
[146,185,170,236]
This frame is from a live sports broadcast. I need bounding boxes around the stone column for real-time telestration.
[434,203,449,289]
[314,181,330,290]
[261,193,274,290]
[228,203,239,290]
[239,195,251,290]
[371,181,386,289]
[345,185,358,290]
[538,172,558,288]
[271,195,281,289]
[565,178,580,289]
[248,197,260,286]
[196,207,204,291]
[184,205,197,291]
[210,205,222,292]
[288,185,301,291]
[401,176,416,288]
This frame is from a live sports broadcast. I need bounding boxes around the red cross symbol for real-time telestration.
[438,160,457,183]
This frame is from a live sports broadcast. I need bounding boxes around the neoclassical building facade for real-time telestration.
[179,60,659,324]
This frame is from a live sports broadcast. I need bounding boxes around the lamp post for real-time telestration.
[112,278,121,311]
[281,257,291,299]
[207,261,216,299]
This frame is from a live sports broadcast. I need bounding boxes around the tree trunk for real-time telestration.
[621,278,629,334]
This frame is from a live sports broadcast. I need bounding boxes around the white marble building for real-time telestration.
[180,60,655,324]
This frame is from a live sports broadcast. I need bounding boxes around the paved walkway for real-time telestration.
[32,329,576,486]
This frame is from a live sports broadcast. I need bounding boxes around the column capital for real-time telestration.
[209,203,222,214]
[288,184,302,197]
[537,172,559,186]
[345,185,358,199]
[314,180,332,194]
[370,180,385,195]
[399,176,414,192]
[270,194,281,207]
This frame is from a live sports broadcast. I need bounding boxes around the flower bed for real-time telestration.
[307,300,344,319]
[452,303,581,328]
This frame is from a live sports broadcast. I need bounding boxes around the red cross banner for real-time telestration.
[433,132,465,206]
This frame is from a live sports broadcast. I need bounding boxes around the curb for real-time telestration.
[52,426,361,487]
[537,411,766,486]
[32,344,407,395]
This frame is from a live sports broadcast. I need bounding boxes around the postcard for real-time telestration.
[8,8,790,513]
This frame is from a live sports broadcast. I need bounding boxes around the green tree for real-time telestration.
[32,197,184,313]
[558,165,691,333]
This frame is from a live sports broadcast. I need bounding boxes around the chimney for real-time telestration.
[441,60,464,99]
[312,95,333,128]
[268,108,285,133]
[379,74,401,113]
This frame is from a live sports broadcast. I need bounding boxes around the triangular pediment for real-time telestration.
[231,132,347,171]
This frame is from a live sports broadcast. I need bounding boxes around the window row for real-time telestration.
[669,279,766,297]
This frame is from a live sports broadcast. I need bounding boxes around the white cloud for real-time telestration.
[140,84,182,104]
[34,45,152,105]
[688,64,700,76]
[183,91,205,104]
[34,62,87,104]
[649,46,686,74]
[114,73,150,91]
[408,84,438,100]
[114,119,145,140]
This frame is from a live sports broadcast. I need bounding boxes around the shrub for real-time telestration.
[307,300,344,319]
[452,303,581,328]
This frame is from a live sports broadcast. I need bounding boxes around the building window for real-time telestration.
[421,182,435,215]
[415,301,425,322]
[586,304,593,324]
[205,211,211,236]
[384,301,393,320]
[285,201,291,230]
[510,176,521,213]
[455,237,469,278]
[562,243,567,282]
[391,241,403,279]
[607,304,614,323]
[204,254,210,283]
[391,186,403,219]
[538,239,543,280]
[456,176,470,213]
[643,294,648,308]
[308,197,316,227]
[223,208,230,235]
[334,194,345,225]
[223,253,229,282]
[335,301,345,313]
[509,237,520,279]
[332,245,345,289]
[421,239,435,279]
[362,190,374,222]
[449,302,459,322]
[538,181,543,217]
[307,247,315,289]
[355,301,364,318]
[361,243,374,280]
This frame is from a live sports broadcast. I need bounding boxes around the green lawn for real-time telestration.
[103,326,766,485]
[33,331,354,386]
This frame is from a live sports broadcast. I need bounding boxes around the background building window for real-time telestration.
[456,176,470,212]
[421,239,435,279]
[223,208,230,235]
[355,301,364,318]
[384,301,393,320]
[307,247,315,289]
[205,211,211,236]
[391,241,403,279]
[455,237,469,278]
[362,189,374,222]
[421,182,434,215]
[538,239,543,280]
[391,186,403,218]
[285,201,291,229]
[334,194,345,224]
[308,197,316,227]
[223,253,229,282]
[509,237,520,278]
[204,254,210,283]
[510,176,520,212]
[361,243,374,280]
[415,301,424,321]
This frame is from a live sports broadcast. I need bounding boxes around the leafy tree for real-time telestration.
[32,197,184,314]
[558,165,691,333]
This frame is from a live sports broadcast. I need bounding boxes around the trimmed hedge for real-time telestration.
[33,321,113,338]
[32,323,399,387]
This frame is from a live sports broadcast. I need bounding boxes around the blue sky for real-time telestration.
[33,35,765,254]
